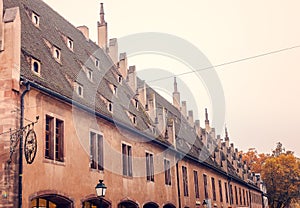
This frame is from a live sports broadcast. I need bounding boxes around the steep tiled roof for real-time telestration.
[4,0,152,132]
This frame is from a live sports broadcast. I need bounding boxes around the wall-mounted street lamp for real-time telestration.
[95,180,107,197]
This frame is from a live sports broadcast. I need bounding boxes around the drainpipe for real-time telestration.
[176,155,181,208]
[18,80,30,208]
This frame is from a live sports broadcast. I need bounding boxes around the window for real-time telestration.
[219,180,223,202]
[235,186,238,205]
[118,75,122,83]
[74,82,83,97]
[87,69,92,81]
[225,182,229,203]
[193,170,199,198]
[164,159,171,185]
[108,102,113,112]
[53,47,61,61]
[182,166,188,196]
[243,189,246,205]
[67,38,73,50]
[146,152,154,182]
[31,58,41,75]
[203,174,208,199]
[229,184,233,204]
[239,187,242,205]
[134,99,138,109]
[95,59,99,68]
[31,12,39,27]
[122,143,132,177]
[45,115,64,162]
[211,177,216,201]
[90,131,103,171]
[113,85,117,95]
[246,190,249,206]
[132,115,136,124]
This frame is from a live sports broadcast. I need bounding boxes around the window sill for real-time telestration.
[43,158,65,166]
[89,168,104,173]
[122,175,133,179]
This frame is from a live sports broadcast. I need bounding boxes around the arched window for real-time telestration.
[30,194,73,208]
[163,203,176,208]
[82,197,111,208]
[143,202,159,208]
[118,200,138,208]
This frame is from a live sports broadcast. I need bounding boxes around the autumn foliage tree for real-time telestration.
[242,143,300,208]
[262,152,300,208]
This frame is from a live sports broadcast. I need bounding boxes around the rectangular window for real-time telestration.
[193,170,200,198]
[182,166,189,196]
[90,132,103,170]
[235,186,238,205]
[45,115,64,162]
[239,187,242,205]
[211,177,216,201]
[219,180,223,202]
[203,174,208,199]
[164,159,171,185]
[230,184,234,205]
[243,189,246,205]
[225,182,229,203]
[122,144,132,177]
[146,152,154,182]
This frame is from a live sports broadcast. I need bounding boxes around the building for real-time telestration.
[0,0,264,207]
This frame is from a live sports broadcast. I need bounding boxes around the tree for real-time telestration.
[241,148,270,173]
[261,152,300,208]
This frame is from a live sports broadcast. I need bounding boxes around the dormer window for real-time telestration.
[74,82,83,97]
[87,69,93,81]
[31,58,41,75]
[108,102,113,112]
[95,59,100,68]
[134,99,138,109]
[132,115,137,125]
[53,46,61,62]
[113,85,117,95]
[118,75,122,83]
[67,38,73,50]
[31,12,40,27]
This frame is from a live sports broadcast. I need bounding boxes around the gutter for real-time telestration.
[18,80,31,208]
[22,77,262,193]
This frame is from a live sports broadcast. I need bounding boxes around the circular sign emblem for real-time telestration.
[24,129,37,164]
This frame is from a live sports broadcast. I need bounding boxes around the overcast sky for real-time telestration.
[44,0,300,157]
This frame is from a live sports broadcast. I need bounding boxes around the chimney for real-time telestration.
[137,80,147,107]
[147,93,156,122]
[205,108,210,131]
[118,53,128,79]
[188,110,194,126]
[109,38,118,65]
[97,3,108,50]
[0,0,4,51]
[77,26,89,40]
[172,77,180,110]
[224,127,230,148]
[216,135,221,149]
[181,101,187,118]
[127,66,137,93]
[194,120,201,137]
[157,107,166,136]
[167,119,176,146]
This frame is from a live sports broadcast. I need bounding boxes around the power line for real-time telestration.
[147,45,300,83]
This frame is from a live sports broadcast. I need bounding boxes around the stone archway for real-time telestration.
[30,194,73,208]
[118,200,139,208]
[82,197,111,208]
[163,203,176,208]
[143,202,159,208]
